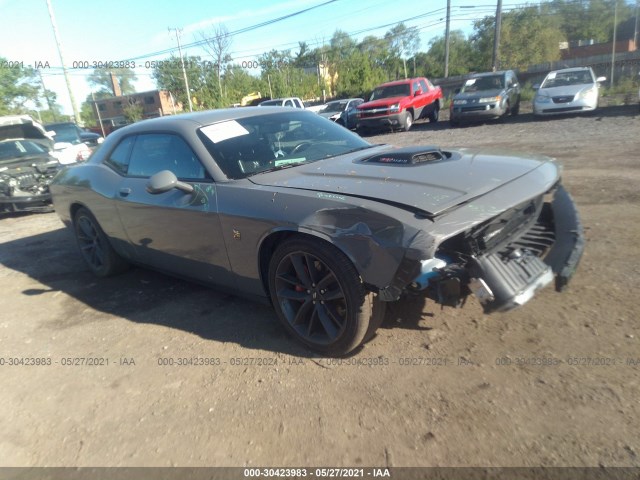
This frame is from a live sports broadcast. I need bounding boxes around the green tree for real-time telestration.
[224,65,267,104]
[422,31,474,78]
[358,35,391,82]
[79,91,111,126]
[0,58,40,114]
[123,101,144,123]
[153,55,218,110]
[470,6,565,71]
[384,23,420,79]
[88,67,137,96]
[198,24,233,104]
[546,0,634,43]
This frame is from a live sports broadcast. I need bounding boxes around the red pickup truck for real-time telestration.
[356,77,443,133]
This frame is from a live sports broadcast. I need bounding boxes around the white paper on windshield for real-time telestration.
[201,121,249,143]
[465,79,476,85]
[275,157,305,167]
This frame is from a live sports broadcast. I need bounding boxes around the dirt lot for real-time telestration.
[1,104,639,471]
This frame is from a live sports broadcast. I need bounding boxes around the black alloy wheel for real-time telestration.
[268,238,376,355]
[74,208,128,277]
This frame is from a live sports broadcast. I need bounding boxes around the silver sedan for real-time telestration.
[533,67,606,116]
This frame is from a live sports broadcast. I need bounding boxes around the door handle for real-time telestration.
[119,188,131,197]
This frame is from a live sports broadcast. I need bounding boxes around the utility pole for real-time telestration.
[38,69,57,122]
[45,0,81,124]
[633,0,638,51]
[91,92,106,137]
[611,0,618,87]
[492,0,503,72]
[444,0,451,78]
[169,27,193,112]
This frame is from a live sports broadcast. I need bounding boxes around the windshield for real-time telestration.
[541,70,594,88]
[259,100,281,106]
[0,140,49,162]
[370,84,411,100]
[46,123,82,144]
[461,75,505,93]
[197,111,371,179]
[320,101,348,113]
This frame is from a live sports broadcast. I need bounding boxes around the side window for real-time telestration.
[284,99,294,108]
[104,136,135,175]
[412,82,421,94]
[419,79,429,92]
[127,133,207,180]
[294,99,303,108]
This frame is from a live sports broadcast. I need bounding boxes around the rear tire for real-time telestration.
[268,237,374,356]
[428,103,440,123]
[73,207,128,277]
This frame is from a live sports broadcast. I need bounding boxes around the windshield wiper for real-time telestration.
[245,161,309,177]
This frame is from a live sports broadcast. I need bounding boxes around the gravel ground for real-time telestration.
[0,104,639,470]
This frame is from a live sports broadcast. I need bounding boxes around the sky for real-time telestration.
[1,0,514,116]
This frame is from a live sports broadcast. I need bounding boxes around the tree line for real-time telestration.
[0,0,636,123]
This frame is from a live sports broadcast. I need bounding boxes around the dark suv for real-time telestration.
[449,70,521,126]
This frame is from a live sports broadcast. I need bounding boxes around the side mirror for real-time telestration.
[147,170,194,195]
[532,84,540,90]
[454,88,461,94]
[414,90,422,97]
[596,76,606,83]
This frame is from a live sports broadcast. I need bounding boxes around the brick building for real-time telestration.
[93,90,183,126]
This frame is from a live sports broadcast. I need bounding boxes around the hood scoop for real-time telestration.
[359,146,447,166]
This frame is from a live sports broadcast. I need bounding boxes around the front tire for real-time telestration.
[268,237,374,356]
[403,111,413,131]
[73,207,128,277]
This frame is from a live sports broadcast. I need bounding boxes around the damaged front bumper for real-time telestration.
[401,184,584,312]
[0,192,53,213]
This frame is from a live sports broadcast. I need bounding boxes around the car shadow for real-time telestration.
[1,225,431,358]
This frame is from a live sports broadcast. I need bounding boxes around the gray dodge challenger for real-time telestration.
[51,108,583,355]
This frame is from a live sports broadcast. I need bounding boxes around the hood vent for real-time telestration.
[360,146,446,166]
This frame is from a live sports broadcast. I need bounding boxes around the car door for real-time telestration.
[507,72,519,107]
[112,132,234,287]
[345,99,362,128]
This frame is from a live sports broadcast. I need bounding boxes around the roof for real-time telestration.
[549,66,593,73]
[378,78,422,87]
[108,107,310,134]
[469,70,513,78]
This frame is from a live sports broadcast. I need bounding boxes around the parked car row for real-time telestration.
[0,116,103,214]
[311,66,611,133]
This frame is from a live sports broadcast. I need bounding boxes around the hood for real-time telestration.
[454,88,504,100]
[359,97,407,109]
[0,115,54,150]
[249,146,557,217]
[536,84,593,97]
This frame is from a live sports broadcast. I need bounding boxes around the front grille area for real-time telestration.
[358,108,390,118]
[460,106,489,112]
[543,107,583,113]
[552,95,575,103]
